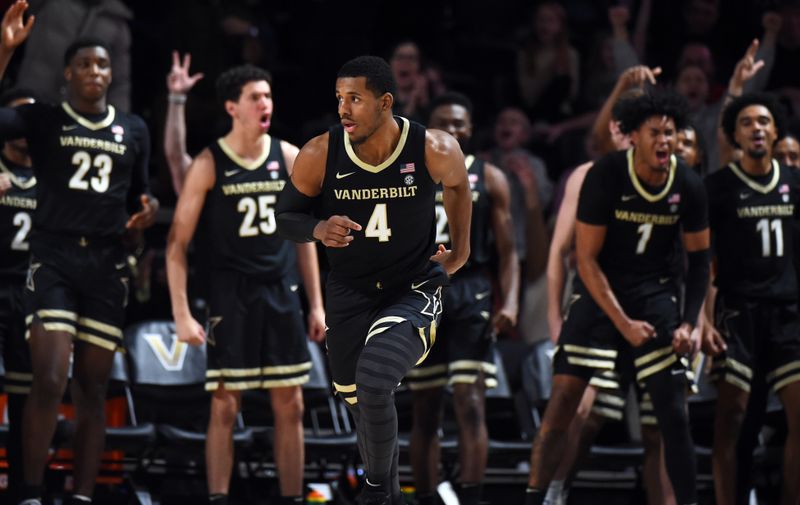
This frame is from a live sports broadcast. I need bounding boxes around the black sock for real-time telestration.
[279,497,304,504]
[457,482,482,505]
[208,494,228,505]
[524,487,545,505]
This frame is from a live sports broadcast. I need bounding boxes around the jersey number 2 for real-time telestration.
[434,204,450,243]
[69,151,112,193]
[11,211,32,251]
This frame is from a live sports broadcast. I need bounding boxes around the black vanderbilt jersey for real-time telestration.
[0,155,35,281]
[576,149,708,296]
[706,160,800,301]
[320,116,436,291]
[435,155,492,271]
[201,135,294,279]
[9,102,150,240]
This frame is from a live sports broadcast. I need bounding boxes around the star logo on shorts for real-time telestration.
[26,262,41,292]
[205,316,223,347]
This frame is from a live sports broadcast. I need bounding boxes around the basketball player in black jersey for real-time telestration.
[0,88,36,504]
[166,65,325,505]
[402,91,518,505]
[276,56,472,505]
[0,4,159,504]
[524,92,710,505]
[705,93,800,505]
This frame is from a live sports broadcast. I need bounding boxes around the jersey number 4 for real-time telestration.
[69,151,113,193]
[238,195,276,237]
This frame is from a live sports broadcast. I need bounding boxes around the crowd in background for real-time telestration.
[1,0,798,366]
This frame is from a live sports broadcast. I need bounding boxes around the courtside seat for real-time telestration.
[124,320,253,460]
[252,341,358,468]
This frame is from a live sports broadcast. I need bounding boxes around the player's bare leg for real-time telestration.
[270,385,305,497]
[206,385,242,496]
[712,381,749,505]
[778,381,800,505]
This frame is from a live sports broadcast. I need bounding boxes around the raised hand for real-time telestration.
[619,65,662,90]
[167,51,204,95]
[730,39,765,92]
[1,0,34,50]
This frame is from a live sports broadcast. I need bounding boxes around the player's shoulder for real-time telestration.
[425,128,460,156]
[296,132,330,164]
[675,157,703,187]
[703,163,734,189]
[278,138,300,158]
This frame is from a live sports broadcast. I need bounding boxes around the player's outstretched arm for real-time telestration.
[0,0,34,80]
[590,65,661,156]
[164,51,203,195]
[426,129,471,275]
[485,162,519,333]
[282,139,325,342]
[166,149,214,346]
[546,162,591,342]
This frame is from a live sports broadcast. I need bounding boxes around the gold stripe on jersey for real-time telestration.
[0,158,36,189]
[406,364,448,378]
[465,154,475,170]
[262,361,313,375]
[344,117,410,173]
[766,360,800,382]
[78,317,123,338]
[728,159,780,194]
[217,134,272,170]
[37,309,78,321]
[627,148,676,202]
[62,102,116,130]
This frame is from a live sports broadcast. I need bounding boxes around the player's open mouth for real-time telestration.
[260,114,270,130]
[655,150,669,163]
[751,136,765,148]
[342,120,356,134]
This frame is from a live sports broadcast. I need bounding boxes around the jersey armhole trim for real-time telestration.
[0,158,35,189]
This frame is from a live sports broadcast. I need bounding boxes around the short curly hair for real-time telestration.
[215,64,273,105]
[614,91,689,135]
[721,92,786,149]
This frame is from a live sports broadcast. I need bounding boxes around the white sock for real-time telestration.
[544,480,564,505]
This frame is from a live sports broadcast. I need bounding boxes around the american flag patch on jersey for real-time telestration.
[111,125,124,135]
[468,174,479,184]
[400,162,415,173]
[779,183,790,194]
[267,160,280,171]
[668,193,681,204]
